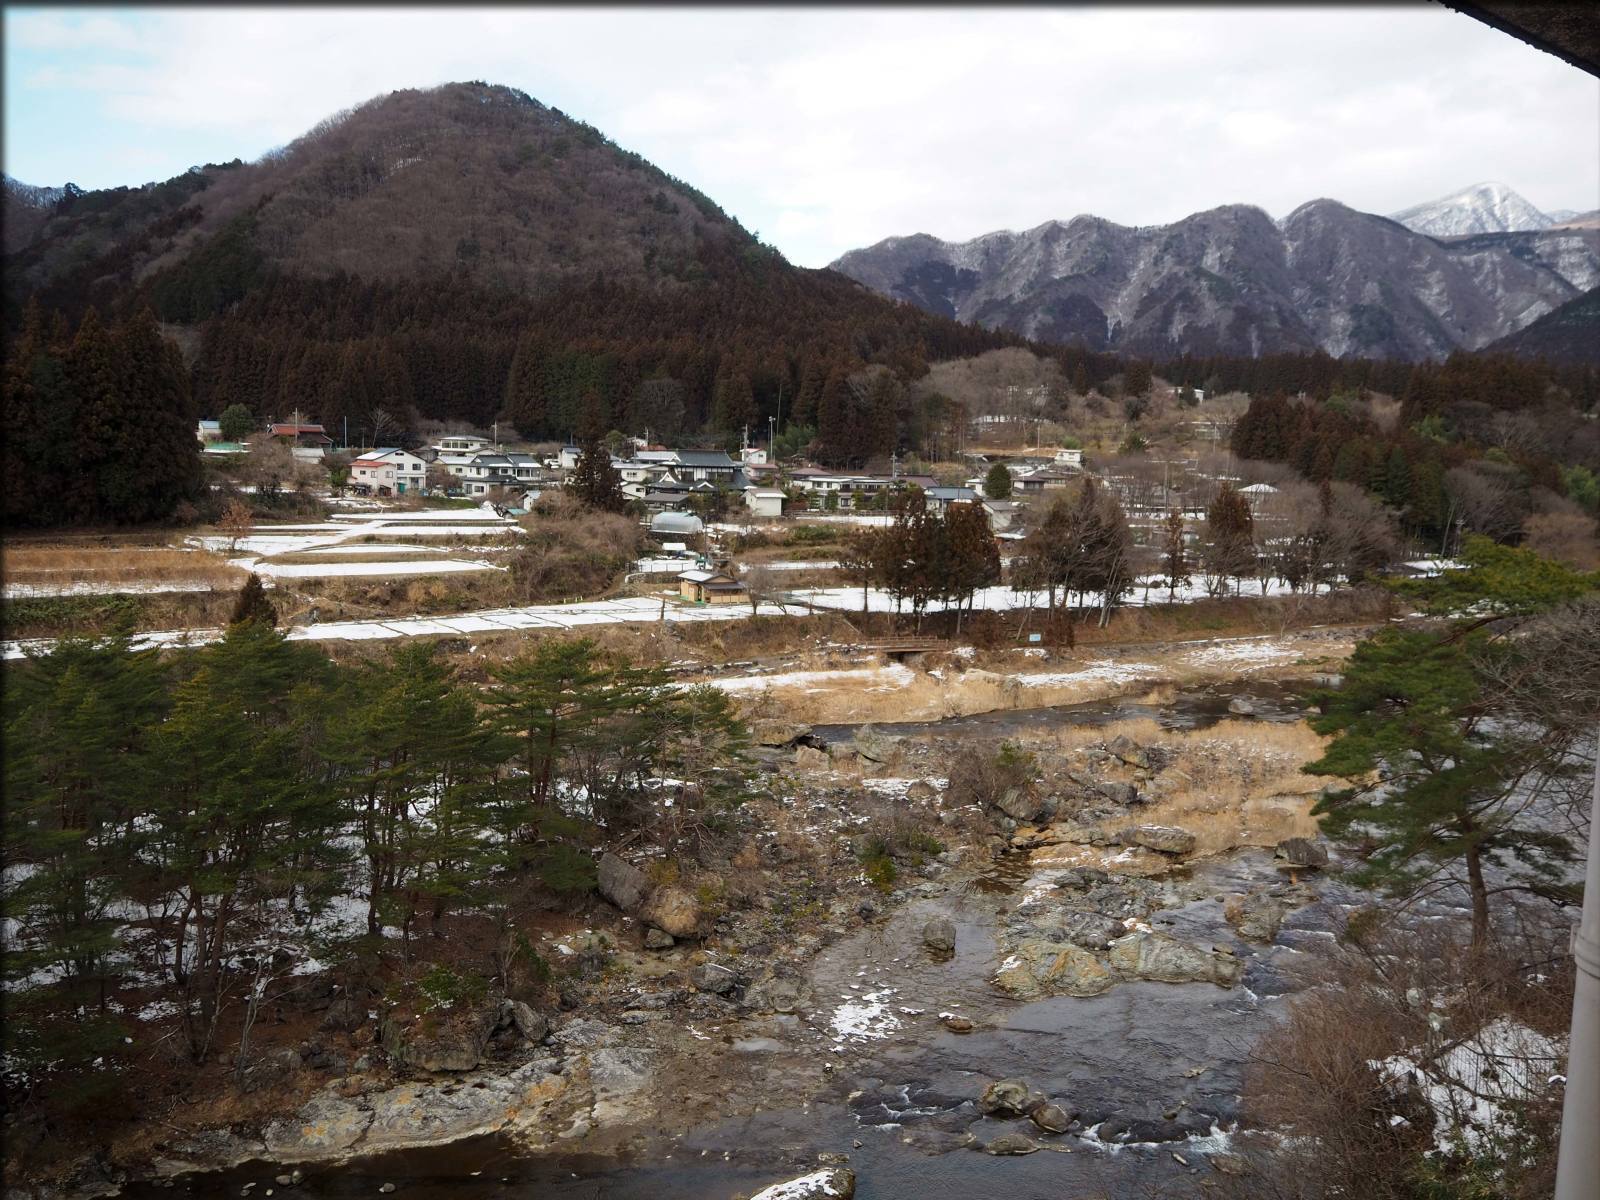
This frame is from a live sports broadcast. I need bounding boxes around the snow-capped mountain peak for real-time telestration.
[1389,181,1553,238]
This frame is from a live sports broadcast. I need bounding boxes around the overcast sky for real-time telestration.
[5,5,1597,267]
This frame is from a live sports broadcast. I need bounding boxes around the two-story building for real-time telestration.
[349,448,427,496]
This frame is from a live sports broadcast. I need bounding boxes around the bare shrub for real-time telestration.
[508,491,642,603]
[946,740,1036,810]
[1233,916,1570,1200]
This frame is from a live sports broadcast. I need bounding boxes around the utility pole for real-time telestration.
[1554,735,1600,1200]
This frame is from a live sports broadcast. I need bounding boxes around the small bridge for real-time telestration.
[850,637,951,659]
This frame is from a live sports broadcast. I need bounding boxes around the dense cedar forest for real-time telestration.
[1222,353,1600,549]
[3,302,203,530]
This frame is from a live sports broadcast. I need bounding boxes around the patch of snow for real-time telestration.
[750,1170,853,1200]
[829,987,901,1042]
[1368,1017,1564,1156]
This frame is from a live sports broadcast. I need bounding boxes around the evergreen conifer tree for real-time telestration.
[230,573,278,627]
[984,462,1013,499]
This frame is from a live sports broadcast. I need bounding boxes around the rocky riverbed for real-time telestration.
[57,665,1376,1200]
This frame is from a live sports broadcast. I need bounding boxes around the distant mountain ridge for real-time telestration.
[831,187,1599,361]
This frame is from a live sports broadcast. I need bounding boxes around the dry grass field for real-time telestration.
[2,545,246,591]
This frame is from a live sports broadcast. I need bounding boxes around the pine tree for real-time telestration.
[230,573,278,627]
[1307,629,1576,947]
[152,620,340,1061]
[942,501,1001,631]
[332,643,508,942]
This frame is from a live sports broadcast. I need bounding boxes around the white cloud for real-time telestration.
[5,5,1595,266]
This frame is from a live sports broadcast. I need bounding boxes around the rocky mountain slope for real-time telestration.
[832,196,1599,361]
[1388,181,1554,237]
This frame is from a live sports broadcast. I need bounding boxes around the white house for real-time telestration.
[744,488,786,518]
[350,448,428,496]
[1054,447,1084,468]
[434,434,491,455]
[197,419,222,443]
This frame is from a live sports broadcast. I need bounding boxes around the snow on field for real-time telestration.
[1011,662,1165,688]
[291,543,443,556]
[2,579,238,599]
[249,558,502,579]
[633,557,695,574]
[741,560,841,573]
[789,575,1313,615]
[704,663,916,695]
[1,595,797,659]
[1181,637,1301,668]
[329,505,510,523]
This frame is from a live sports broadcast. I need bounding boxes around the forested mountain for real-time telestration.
[831,198,1599,361]
[1483,285,1600,364]
[2,81,1019,458]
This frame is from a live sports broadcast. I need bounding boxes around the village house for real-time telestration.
[787,469,939,510]
[196,419,222,443]
[349,448,428,496]
[1011,465,1081,495]
[678,568,747,605]
[923,485,981,514]
[434,434,492,455]
[270,422,334,451]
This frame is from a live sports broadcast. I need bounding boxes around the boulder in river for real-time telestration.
[1096,1113,1209,1144]
[597,852,651,913]
[1223,891,1288,943]
[1275,837,1329,869]
[992,939,1115,1000]
[1030,909,1125,951]
[1227,697,1256,717]
[1109,931,1240,987]
[921,918,957,955]
[1031,1102,1076,1133]
[1122,825,1197,855]
[984,1132,1040,1155]
[749,1167,857,1199]
[977,1078,1036,1117]
[640,885,700,938]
